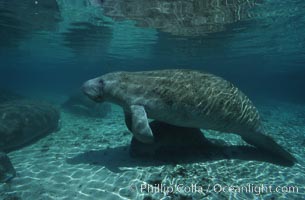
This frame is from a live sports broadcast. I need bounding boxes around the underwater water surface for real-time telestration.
[0,0,305,199]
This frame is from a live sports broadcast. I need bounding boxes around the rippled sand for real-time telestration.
[1,102,305,200]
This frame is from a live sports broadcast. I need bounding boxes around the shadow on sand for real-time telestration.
[66,140,294,173]
[67,121,294,172]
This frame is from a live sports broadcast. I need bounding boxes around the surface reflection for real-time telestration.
[101,0,261,36]
[0,0,61,47]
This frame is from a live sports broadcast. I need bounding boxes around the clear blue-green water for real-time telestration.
[0,0,305,200]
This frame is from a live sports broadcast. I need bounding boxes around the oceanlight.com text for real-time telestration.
[213,183,299,195]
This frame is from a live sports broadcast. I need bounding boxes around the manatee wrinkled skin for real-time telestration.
[82,69,295,164]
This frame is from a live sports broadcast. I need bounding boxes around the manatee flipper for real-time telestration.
[242,131,296,164]
[128,105,154,143]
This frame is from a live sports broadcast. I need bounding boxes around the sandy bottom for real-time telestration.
[1,101,305,200]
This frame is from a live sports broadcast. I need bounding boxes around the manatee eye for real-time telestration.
[99,79,104,85]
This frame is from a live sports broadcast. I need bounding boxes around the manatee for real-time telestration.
[82,69,295,163]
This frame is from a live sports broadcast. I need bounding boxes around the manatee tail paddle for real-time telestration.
[242,132,296,165]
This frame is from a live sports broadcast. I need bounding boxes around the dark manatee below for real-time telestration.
[130,120,212,157]
[82,69,295,164]
[0,100,60,152]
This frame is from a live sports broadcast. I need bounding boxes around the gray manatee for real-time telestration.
[82,69,295,163]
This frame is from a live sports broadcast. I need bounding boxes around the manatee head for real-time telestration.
[82,77,105,102]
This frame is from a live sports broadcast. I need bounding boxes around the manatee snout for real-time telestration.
[82,77,104,102]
